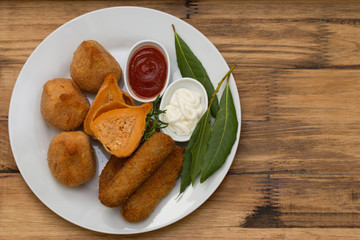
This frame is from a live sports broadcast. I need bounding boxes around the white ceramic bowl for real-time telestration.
[124,40,170,103]
[159,77,208,142]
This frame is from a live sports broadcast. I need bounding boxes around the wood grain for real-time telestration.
[1,0,360,239]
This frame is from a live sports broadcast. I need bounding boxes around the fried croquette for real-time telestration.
[98,155,128,196]
[47,131,96,186]
[70,40,122,93]
[98,132,175,207]
[121,145,184,222]
[83,73,134,138]
[41,78,90,131]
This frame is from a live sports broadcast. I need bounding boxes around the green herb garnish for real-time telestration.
[142,95,168,142]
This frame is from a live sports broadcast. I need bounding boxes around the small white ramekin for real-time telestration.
[124,40,170,103]
[159,77,208,142]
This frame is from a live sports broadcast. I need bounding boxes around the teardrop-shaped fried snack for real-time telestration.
[70,40,122,93]
[47,131,96,186]
[41,78,89,131]
[91,102,153,158]
[83,73,134,137]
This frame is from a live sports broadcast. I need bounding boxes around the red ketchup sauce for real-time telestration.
[128,45,167,99]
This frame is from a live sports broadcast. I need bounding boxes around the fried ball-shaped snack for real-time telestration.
[121,145,184,222]
[47,131,96,186]
[41,78,90,131]
[70,40,122,93]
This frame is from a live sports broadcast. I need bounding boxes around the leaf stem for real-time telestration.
[208,65,237,110]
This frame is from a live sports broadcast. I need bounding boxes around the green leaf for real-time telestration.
[178,65,237,195]
[190,110,212,184]
[173,25,219,117]
[179,118,202,194]
[200,77,238,183]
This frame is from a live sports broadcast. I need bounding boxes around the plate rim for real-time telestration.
[8,6,242,234]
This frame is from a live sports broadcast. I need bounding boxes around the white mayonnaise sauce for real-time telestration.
[163,88,203,136]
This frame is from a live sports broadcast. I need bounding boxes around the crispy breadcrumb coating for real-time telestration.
[47,131,96,186]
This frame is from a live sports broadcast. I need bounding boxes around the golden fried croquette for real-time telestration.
[47,131,96,186]
[41,78,89,131]
[70,40,122,93]
[98,155,128,196]
[121,145,184,222]
[99,132,175,207]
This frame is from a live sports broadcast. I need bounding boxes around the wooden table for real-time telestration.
[1,0,360,239]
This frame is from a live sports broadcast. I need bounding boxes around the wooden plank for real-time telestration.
[185,19,325,69]
[2,173,360,238]
[0,121,15,171]
[0,0,185,29]
[2,0,360,238]
[275,174,360,227]
[194,0,360,20]
[0,173,260,239]
[233,69,360,175]
[239,173,360,228]
[326,21,360,67]
[235,68,275,121]
[186,0,360,71]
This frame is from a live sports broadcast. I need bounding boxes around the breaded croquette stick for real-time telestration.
[98,132,175,207]
[98,155,128,195]
[121,145,184,222]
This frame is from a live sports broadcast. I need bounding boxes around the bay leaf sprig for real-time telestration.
[200,69,239,183]
[172,25,219,117]
[180,65,237,194]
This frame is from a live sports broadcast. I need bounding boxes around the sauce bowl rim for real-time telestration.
[159,77,208,142]
[124,39,170,103]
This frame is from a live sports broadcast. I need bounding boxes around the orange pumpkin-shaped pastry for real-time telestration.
[90,102,152,158]
[84,73,134,137]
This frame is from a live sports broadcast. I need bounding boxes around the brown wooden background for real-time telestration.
[1,0,360,239]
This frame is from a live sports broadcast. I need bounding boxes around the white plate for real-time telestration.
[8,7,241,234]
